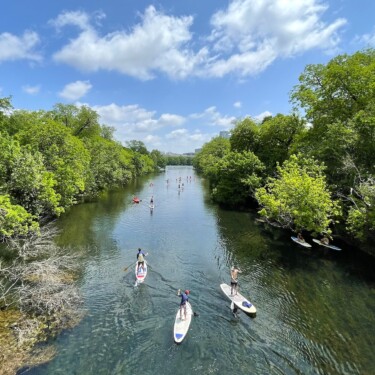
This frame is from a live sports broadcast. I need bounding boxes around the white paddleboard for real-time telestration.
[220,283,256,314]
[149,204,154,209]
[135,260,147,283]
[312,239,342,251]
[173,302,193,344]
[291,236,312,248]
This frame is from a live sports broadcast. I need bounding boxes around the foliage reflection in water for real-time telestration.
[25,166,375,375]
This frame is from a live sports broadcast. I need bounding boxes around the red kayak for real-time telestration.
[133,197,140,203]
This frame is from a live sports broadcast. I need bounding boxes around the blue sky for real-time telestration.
[1,1,374,153]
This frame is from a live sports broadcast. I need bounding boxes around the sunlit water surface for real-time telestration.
[24,166,375,375]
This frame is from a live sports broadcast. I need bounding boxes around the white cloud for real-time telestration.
[50,2,346,80]
[207,0,346,76]
[190,106,237,128]
[0,31,41,62]
[234,101,242,108]
[253,110,272,122]
[22,85,40,95]
[166,128,188,139]
[51,7,202,80]
[59,80,92,101]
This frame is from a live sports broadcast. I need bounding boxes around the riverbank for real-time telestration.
[0,228,84,374]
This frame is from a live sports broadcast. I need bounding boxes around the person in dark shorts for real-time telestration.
[230,266,242,295]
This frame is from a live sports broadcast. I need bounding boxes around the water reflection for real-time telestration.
[26,166,375,375]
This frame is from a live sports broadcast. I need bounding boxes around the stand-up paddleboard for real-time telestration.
[291,236,312,248]
[149,204,154,210]
[312,239,342,251]
[135,260,147,283]
[220,283,256,314]
[173,302,193,344]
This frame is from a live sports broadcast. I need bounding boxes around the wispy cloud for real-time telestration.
[0,31,41,62]
[22,85,40,95]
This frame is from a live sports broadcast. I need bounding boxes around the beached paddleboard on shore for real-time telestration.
[312,239,342,251]
[291,236,312,248]
[135,260,147,283]
[173,302,193,343]
[220,283,256,314]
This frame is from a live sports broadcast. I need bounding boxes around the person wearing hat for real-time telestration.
[177,289,190,320]
[230,266,242,295]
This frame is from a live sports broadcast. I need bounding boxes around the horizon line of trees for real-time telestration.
[193,48,375,254]
[0,100,168,240]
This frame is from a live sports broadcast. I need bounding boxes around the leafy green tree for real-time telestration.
[208,151,264,206]
[126,140,149,155]
[230,117,260,153]
[0,131,21,187]
[100,124,116,141]
[255,154,340,234]
[150,149,167,169]
[51,104,101,138]
[290,49,375,184]
[193,136,230,173]
[0,195,39,239]
[83,136,133,193]
[17,119,90,208]
[291,49,375,129]
[258,114,307,172]
[9,148,63,217]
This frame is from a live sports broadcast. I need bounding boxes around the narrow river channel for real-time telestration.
[25,166,374,375]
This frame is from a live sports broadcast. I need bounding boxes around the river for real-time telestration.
[24,166,375,375]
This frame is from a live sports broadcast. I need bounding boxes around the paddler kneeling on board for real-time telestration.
[177,289,190,320]
[230,266,242,296]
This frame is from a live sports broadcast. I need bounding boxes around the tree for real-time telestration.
[17,119,90,208]
[83,136,133,193]
[0,195,39,239]
[126,140,149,155]
[9,148,63,217]
[51,104,101,138]
[193,136,230,173]
[208,151,264,206]
[257,114,307,172]
[255,154,340,234]
[230,117,260,153]
[290,49,375,129]
[150,149,167,169]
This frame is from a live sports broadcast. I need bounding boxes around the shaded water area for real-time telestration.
[24,166,374,375]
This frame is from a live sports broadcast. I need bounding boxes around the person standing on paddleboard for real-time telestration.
[230,266,242,295]
[177,289,190,320]
[136,248,147,274]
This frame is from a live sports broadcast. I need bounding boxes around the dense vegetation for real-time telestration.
[0,100,167,240]
[194,49,375,252]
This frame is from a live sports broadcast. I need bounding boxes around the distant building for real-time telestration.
[219,131,230,139]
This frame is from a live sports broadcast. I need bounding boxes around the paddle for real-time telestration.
[123,260,137,272]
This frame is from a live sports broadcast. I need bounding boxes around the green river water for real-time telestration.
[23,166,374,375]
